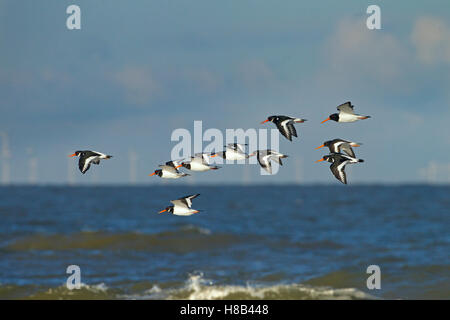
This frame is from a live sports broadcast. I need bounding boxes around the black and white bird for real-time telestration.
[261,116,307,141]
[210,143,253,161]
[149,160,189,179]
[321,102,371,124]
[315,139,362,158]
[315,153,364,184]
[177,153,220,172]
[158,194,201,216]
[250,149,288,174]
[69,150,112,174]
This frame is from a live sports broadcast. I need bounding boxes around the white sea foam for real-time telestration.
[180,224,212,235]
[144,272,377,300]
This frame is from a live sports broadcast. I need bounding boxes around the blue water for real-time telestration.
[0,185,448,299]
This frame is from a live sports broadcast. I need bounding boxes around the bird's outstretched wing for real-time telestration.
[226,143,247,153]
[79,156,98,174]
[171,194,200,208]
[165,159,183,168]
[193,153,211,164]
[337,102,355,114]
[79,160,90,174]
[254,150,270,174]
[276,120,297,141]
[339,143,356,158]
[330,159,348,184]
[268,150,288,165]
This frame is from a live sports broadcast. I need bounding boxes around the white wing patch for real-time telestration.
[259,154,272,174]
[336,161,348,183]
[83,156,99,173]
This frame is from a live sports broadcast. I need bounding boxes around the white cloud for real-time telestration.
[411,16,450,64]
[320,18,408,85]
[419,161,450,183]
[237,59,275,89]
[179,68,221,94]
[113,66,161,105]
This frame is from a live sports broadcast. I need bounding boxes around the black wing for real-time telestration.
[179,194,200,208]
[276,120,297,141]
[165,160,180,168]
[78,158,90,174]
[257,152,273,174]
[330,159,348,184]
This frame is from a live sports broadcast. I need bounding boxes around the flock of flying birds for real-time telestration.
[69,101,371,216]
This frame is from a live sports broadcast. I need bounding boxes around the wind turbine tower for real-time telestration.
[0,132,11,185]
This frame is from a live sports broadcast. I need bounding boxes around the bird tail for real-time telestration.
[210,166,221,170]
[357,158,364,163]
[350,142,363,147]
[358,116,371,120]
[294,118,307,123]
[105,155,113,159]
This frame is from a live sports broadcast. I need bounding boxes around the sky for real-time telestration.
[0,0,449,185]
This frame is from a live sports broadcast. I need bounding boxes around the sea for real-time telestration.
[0,185,448,299]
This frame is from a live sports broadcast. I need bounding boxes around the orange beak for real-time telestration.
[352,144,360,147]
[175,164,183,168]
[321,117,330,124]
[149,172,156,176]
[210,154,218,158]
[260,119,269,124]
[68,153,77,157]
[315,158,324,163]
[158,209,167,214]
[315,144,325,150]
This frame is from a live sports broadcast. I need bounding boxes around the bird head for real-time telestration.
[315,140,334,150]
[321,113,339,123]
[261,116,277,124]
[69,151,82,157]
[178,162,189,169]
[158,206,173,214]
[149,169,162,176]
[315,155,333,163]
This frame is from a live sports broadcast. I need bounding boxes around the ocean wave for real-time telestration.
[0,273,376,300]
[170,273,375,300]
[0,282,116,300]
[2,226,245,253]
[121,272,376,300]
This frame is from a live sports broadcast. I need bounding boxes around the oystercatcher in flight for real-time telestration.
[69,150,112,174]
[149,160,189,179]
[177,153,220,172]
[321,102,371,124]
[210,143,253,161]
[315,139,362,158]
[250,149,288,174]
[158,194,201,216]
[261,116,307,141]
[315,153,364,184]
